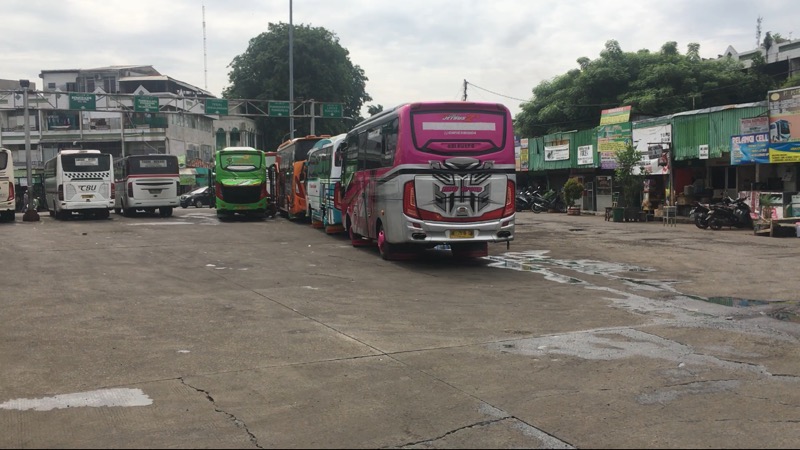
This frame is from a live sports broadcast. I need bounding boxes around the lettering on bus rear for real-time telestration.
[411,110,508,155]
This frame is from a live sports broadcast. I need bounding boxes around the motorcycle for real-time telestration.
[515,187,539,212]
[531,188,566,213]
[706,196,753,230]
[689,201,711,229]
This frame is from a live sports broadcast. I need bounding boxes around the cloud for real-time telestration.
[1,0,796,119]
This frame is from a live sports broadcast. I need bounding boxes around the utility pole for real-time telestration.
[289,0,294,140]
[462,79,467,101]
[20,80,39,222]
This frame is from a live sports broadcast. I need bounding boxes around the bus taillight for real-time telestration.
[57,184,64,201]
[7,182,13,201]
[215,182,222,200]
[110,182,115,199]
[403,181,420,219]
[502,180,515,217]
[127,182,133,198]
[260,182,268,199]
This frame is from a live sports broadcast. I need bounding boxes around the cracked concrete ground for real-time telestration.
[0,209,798,448]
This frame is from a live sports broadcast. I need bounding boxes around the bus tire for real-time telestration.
[97,209,110,220]
[159,207,172,217]
[123,207,135,217]
[114,207,121,214]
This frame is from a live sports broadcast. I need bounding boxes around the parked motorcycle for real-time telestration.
[531,189,566,213]
[689,201,711,229]
[515,187,539,212]
[706,196,753,230]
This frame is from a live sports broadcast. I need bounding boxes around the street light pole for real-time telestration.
[20,80,39,222]
[288,0,294,140]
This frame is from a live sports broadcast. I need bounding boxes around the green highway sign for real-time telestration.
[269,101,290,117]
[205,98,229,115]
[134,95,160,113]
[321,103,343,118]
[69,93,96,111]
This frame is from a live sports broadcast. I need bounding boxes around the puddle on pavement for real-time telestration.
[487,250,792,320]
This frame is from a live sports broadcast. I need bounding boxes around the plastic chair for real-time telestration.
[662,205,677,226]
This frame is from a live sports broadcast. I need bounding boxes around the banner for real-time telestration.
[599,105,631,125]
[769,141,800,163]
[544,144,569,161]
[597,122,632,169]
[632,124,671,175]
[577,145,594,165]
[768,87,800,142]
[731,133,769,165]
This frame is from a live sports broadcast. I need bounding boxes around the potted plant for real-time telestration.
[563,177,584,215]
[613,144,646,222]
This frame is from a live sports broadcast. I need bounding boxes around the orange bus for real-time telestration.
[275,135,328,219]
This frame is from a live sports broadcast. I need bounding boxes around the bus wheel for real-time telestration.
[114,207,121,214]
[450,242,489,259]
[122,208,134,217]
[97,209,110,220]
[159,207,172,217]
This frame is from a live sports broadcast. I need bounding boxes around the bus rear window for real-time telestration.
[0,152,7,170]
[130,156,178,175]
[221,153,262,171]
[62,154,111,172]
[411,110,507,154]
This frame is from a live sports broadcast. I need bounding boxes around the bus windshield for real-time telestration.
[220,153,262,172]
[129,156,178,175]
[62,153,111,172]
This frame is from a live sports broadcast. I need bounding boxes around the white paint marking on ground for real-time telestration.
[0,388,153,411]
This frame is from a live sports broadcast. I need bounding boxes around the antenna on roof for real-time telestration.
[202,3,208,91]
[756,16,763,48]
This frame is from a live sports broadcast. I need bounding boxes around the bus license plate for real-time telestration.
[81,194,93,199]
[450,230,474,239]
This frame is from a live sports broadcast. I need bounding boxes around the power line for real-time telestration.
[465,81,529,102]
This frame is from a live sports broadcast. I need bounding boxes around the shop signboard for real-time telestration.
[519,138,529,170]
[577,144,593,165]
[731,133,769,165]
[632,123,671,175]
[767,87,800,142]
[769,141,800,163]
[597,122,631,169]
[68,93,96,111]
[544,143,569,161]
[599,105,631,125]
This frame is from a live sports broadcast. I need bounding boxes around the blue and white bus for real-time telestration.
[306,133,346,233]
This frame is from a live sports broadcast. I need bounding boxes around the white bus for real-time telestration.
[44,149,114,220]
[0,147,15,221]
[114,154,180,217]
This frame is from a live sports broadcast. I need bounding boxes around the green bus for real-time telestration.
[213,146,268,219]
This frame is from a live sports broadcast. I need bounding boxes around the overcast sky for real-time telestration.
[2,0,796,118]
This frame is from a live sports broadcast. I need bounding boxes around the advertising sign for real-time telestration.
[544,144,569,161]
[769,141,800,163]
[597,122,632,169]
[519,138,529,171]
[767,87,800,142]
[740,116,768,134]
[577,145,594,166]
[731,133,769,165]
[599,105,632,125]
[632,124,671,175]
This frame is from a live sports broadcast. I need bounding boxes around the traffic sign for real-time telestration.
[269,101,290,117]
[134,95,159,113]
[205,98,229,115]
[69,93,96,111]
[321,103,343,118]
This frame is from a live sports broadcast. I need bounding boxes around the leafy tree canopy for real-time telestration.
[223,22,372,150]
[514,40,777,137]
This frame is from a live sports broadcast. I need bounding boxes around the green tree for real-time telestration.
[515,40,776,137]
[613,144,646,209]
[367,104,384,116]
[223,22,372,150]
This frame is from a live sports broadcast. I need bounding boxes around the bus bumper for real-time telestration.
[403,214,515,243]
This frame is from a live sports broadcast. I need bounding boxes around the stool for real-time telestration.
[662,206,677,226]
[605,207,613,221]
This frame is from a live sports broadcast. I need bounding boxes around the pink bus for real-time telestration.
[335,101,516,260]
